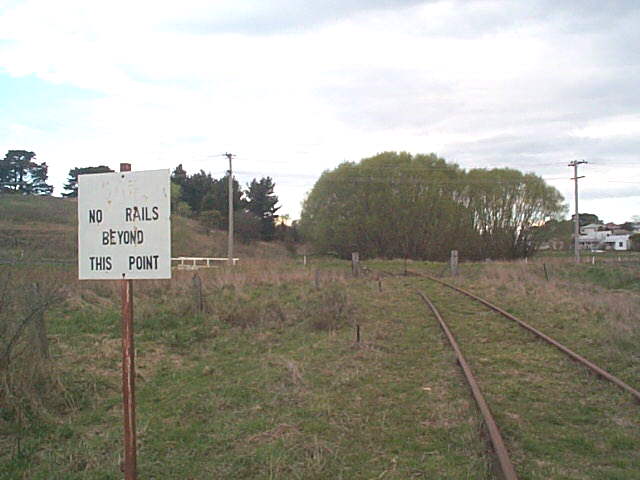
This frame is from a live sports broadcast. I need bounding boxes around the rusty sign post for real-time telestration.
[78,164,171,479]
[119,163,136,480]
[121,273,136,478]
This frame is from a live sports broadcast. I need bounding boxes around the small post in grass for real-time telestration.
[543,263,549,282]
[356,324,361,343]
[352,252,360,277]
[450,250,459,276]
[192,273,204,313]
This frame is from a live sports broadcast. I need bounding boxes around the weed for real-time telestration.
[304,283,353,331]
[0,269,68,424]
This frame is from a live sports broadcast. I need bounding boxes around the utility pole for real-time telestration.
[224,153,235,266]
[569,160,587,264]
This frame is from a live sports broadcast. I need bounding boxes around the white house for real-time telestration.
[578,224,632,251]
[604,235,631,251]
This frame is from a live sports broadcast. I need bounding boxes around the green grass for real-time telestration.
[1,269,492,479]
[0,194,77,225]
[2,260,639,478]
[568,264,640,290]
[415,278,640,479]
[0,195,293,261]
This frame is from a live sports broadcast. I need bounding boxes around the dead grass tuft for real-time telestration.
[304,282,354,331]
[284,359,305,386]
[247,423,300,443]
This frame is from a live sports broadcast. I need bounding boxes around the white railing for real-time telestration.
[172,257,239,269]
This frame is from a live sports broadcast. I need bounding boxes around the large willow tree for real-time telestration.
[300,152,564,260]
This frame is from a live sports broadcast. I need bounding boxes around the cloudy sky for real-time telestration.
[1,0,639,222]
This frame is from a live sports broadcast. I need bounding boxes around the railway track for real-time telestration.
[417,291,519,480]
[400,271,640,479]
[418,272,640,403]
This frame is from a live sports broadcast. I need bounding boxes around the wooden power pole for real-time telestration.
[569,160,587,264]
[224,153,235,266]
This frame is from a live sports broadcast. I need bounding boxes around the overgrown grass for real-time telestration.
[0,195,77,225]
[2,259,639,478]
[563,263,640,290]
[0,195,293,261]
[398,260,640,478]
[1,261,492,479]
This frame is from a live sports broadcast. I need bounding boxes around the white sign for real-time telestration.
[78,169,171,280]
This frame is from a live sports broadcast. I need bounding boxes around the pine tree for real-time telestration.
[62,166,114,197]
[246,177,280,241]
[0,150,53,195]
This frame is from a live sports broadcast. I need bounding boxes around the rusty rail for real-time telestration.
[419,272,640,403]
[417,291,519,480]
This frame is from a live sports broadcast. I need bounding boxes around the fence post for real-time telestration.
[543,263,549,281]
[352,252,360,277]
[450,250,459,276]
[192,274,204,313]
[303,255,307,266]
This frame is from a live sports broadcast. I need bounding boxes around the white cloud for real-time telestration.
[0,0,639,221]
[571,115,640,139]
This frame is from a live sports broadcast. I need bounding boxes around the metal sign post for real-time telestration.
[121,274,136,478]
[119,163,136,480]
[78,164,171,479]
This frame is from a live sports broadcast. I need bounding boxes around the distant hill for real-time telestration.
[0,195,291,262]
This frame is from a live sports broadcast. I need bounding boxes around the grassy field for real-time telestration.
[0,195,291,261]
[2,258,639,479]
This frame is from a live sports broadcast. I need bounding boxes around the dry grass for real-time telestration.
[400,260,640,478]
[304,283,354,331]
[0,267,70,425]
[465,262,640,350]
[0,195,294,261]
[3,262,496,479]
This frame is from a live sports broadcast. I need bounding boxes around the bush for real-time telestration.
[198,209,223,230]
[0,270,66,423]
[304,283,353,331]
[213,287,288,329]
[235,211,262,243]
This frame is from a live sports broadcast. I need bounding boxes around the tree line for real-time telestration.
[170,164,293,243]
[0,150,53,195]
[300,151,565,260]
[1,149,295,244]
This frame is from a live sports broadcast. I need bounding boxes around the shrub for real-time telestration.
[304,283,353,331]
[213,287,289,329]
[0,270,66,423]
